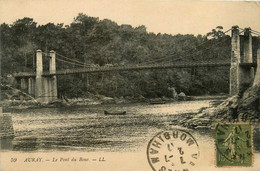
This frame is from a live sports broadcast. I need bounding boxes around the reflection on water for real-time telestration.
[0,100,259,152]
[0,137,14,150]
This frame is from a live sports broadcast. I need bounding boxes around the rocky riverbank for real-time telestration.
[0,94,180,109]
[4,82,256,131]
[174,83,260,129]
[2,87,222,110]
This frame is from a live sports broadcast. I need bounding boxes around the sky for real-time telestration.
[0,0,260,36]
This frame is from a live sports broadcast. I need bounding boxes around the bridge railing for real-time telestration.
[13,61,238,78]
[13,61,258,78]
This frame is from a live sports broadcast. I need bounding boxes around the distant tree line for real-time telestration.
[0,13,231,98]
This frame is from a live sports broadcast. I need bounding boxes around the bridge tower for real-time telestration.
[49,50,58,101]
[254,49,260,85]
[35,50,43,102]
[230,26,255,96]
[33,50,57,103]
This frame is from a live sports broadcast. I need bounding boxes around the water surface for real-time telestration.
[1,100,258,153]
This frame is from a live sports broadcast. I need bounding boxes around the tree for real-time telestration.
[206,26,226,39]
[0,16,231,98]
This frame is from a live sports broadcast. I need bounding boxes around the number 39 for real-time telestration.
[11,158,17,162]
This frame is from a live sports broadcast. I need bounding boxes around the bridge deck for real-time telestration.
[13,62,256,78]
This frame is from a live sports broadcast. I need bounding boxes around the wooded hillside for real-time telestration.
[0,13,232,98]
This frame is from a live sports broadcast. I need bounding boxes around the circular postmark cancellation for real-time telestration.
[147,130,200,171]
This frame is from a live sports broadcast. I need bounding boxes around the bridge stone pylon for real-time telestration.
[35,49,43,102]
[49,50,58,101]
[20,50,58,103]
[230,26,257,96]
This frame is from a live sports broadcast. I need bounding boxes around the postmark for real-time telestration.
[215,123,253,167]
[147,130,200,171]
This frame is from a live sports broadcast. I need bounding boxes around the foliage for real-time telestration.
[0,14,231,98]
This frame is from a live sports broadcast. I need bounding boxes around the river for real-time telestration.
[1,100,259,171]
[2,100,212,152]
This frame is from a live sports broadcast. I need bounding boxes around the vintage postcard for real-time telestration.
[0,0,260,170]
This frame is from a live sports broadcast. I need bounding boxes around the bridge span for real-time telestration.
[14,61,238,78]
[12,26,260,103]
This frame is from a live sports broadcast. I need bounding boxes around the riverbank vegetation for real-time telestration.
[0,13,240,99]
[174,83,260,129]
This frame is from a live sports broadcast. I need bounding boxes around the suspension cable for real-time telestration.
[42,52,49,56]
[56,57,86,67]
[42,51,87,67]
[148,29,242,65]
[180,29,244,61]
[56,52,87,65]
[251,30,260,36]
[223,28,232,34]
[251,29,260,35]
[142,28,232,65]
[238,28,260,36]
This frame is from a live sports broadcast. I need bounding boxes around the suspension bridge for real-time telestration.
[15,61,235,77]
[12,26,260,103]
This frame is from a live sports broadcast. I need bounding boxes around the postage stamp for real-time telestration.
[215,123,253,167]
[147,130,199,171]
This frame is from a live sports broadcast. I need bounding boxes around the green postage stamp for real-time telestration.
[215,123,253,167]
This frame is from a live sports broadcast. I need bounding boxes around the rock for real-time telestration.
[100,96,115,104]
[115,97,128,104]
[168,87,178,100]
[136,94,146,102]
[125,96,132,100]
[184,84,260,129]
[84,98,94,102]
[162,96,170,102]
[195,125,210,129]
[178,92,186,101]
[151,98,162,102]
[102,96,114,101]
[95,94,106,99]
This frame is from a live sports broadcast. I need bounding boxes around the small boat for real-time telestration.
[150,101,166,104]
[104,110,126,115]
